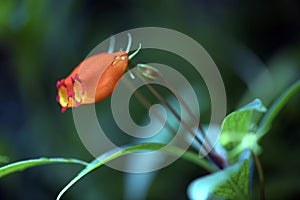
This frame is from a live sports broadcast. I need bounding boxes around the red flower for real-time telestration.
[56,51,129,112]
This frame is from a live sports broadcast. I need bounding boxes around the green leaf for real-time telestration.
[257,79,300,138]
[56,143,214,200]
[221,98,266,136]
[0,158,88,178]
[213,160,250,199]
[188,159,249,200]
[220,99,266,160]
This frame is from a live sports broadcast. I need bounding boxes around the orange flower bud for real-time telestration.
[56,51,128,112]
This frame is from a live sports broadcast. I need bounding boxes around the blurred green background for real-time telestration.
[0,0,299,199]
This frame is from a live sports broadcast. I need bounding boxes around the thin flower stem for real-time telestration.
[123,77,228,171]
[121,76,195,148]
[135,72,225,169]
[159,76,205,132]
[125,63,225,169]
[131,67,205,148]
[145,82,226,169]
[145,83,204,148]
[155,74,213,150]
[253,153,265,200]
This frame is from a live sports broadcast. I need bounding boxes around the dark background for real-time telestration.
[0,0,299,199]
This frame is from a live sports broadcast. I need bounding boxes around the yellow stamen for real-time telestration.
[58,86,69,107]
[73,79,84,104]
[112,55,127,65]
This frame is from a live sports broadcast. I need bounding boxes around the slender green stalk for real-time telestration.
[257,79,300,138]
[253,153,265,200]
[56,143,214,200]
[0,158,88,178]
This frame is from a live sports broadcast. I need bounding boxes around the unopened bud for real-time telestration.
[137,64,160,79]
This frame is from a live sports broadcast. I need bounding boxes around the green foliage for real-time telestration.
[188,99,265,200]
[220,99,267,162]
[213,159,250,199]
[187,79,300,199]
[56,143,214,200]
[0,158,87,178]
[0,78,299,199]
[188,159,249,200]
